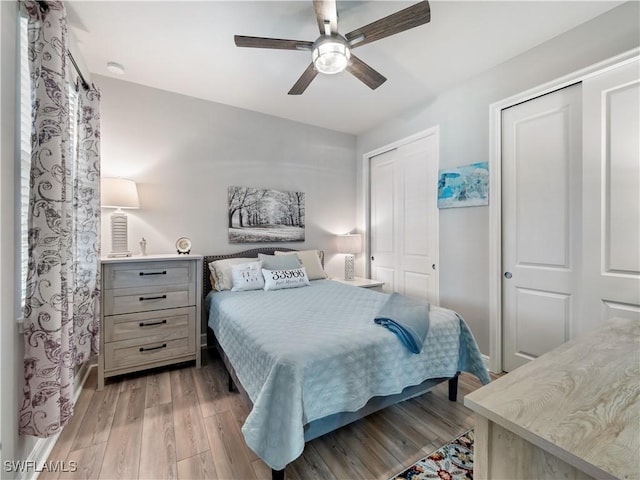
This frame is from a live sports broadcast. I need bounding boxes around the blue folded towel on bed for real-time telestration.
[374,293,430,354]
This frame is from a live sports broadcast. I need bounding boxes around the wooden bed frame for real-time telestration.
[202,248,459,480]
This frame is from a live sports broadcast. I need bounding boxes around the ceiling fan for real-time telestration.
[234,0,431,95]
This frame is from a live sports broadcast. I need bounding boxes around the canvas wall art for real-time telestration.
[438,162,489,208]
[228,186,305,243]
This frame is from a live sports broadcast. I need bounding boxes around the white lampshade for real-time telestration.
[336,233,362,254]
[101,177,139,209]
[101,178,139,258]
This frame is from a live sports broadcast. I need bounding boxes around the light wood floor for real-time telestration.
[42,350,490,480]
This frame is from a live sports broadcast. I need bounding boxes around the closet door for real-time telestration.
[370,149,399,293]
[501,84,583,372]
[581,59,640,334]
[369,132,439,303]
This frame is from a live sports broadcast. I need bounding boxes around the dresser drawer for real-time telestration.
[103,285,194,315]
[104,335,196,371]
[104,307,194,343]
[104,261,193,289]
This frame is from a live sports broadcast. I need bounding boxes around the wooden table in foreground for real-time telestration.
[464,317,639,480]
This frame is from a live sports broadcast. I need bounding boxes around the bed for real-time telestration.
[203,248,490,480]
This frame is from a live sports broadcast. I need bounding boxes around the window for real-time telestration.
[19,16,79,315]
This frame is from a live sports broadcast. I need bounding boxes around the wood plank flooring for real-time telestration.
[42,350,492,480]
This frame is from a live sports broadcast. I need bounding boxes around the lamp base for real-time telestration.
[109,211,131,257]
[344,254,355,280]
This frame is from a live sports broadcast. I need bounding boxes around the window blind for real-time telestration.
[19,17,30,310]
[19,17,80,312]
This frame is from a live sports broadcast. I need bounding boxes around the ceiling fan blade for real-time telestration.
[313,0,338,35]
[288,63,318,95]
[346,54,387,90]
[345,0,430,49]
[234,35,313,50]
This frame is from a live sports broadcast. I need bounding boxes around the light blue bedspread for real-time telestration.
[375,293,430,353]
[207,279,490,470]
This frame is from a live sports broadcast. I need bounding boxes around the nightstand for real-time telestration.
[98,254,202,389]
[332,277,385,292]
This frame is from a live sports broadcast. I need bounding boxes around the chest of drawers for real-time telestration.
[98,254,202,389]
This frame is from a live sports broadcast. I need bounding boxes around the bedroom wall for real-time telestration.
[97,75,357,278]
[356,1,640,357]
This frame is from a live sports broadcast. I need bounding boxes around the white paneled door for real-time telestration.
[369,131,439,304]
[581,60,640,335]
[502,58,640,372]
[501,84,583,372]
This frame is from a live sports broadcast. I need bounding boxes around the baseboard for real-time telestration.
[18,362,95,480]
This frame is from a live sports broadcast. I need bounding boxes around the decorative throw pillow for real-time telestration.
[262,268,310,291]
[258,253,301,271]
[208,257,255,291]
[231,261,265,291]
[275,250,327,280]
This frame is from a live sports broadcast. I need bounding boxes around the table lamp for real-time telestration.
[336,233,362,280]
[101,177,139,257]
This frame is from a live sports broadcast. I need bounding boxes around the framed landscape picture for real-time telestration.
[438,162,489,208]
[228,186,305,243]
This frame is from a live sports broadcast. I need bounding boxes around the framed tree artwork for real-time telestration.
[228,186,305,243]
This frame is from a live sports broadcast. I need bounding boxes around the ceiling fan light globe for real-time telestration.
[312,38,350,75]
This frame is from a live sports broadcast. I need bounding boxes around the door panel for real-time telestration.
[398,135,438,303]
[502,83,582,372]
[370,131,439,303]
[581,59,640,335]
[515,288,570,360]
[515,107,571,268]
[604,82,639,274]
[370,149,397,294]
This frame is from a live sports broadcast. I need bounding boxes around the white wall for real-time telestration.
[356,1,640,356]
[97,75,357,279]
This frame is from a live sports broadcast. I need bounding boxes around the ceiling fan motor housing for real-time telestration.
[312,34,351,74]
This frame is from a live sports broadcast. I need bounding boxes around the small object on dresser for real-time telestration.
[139,237,147,256]
[176,237,191,254]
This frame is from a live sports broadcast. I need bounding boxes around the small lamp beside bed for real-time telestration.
[336,233,362,280]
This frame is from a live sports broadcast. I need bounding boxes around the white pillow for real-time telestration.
[262,268,310,291]
[275,250,327,280]
[208,257,255,291]
[231,261,265,292]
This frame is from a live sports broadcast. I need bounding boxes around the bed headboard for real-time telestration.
[202,247,324,298]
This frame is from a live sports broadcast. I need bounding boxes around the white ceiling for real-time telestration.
[67,0,623,135]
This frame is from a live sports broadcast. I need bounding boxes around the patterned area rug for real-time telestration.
[390,429,474,480]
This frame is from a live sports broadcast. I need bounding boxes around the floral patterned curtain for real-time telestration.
[20,0,101,438]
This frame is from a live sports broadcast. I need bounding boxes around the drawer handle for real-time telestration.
[139,270,167,276]
[139,319,167,328]
[139,344,167,353]
[139,295,167,301]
